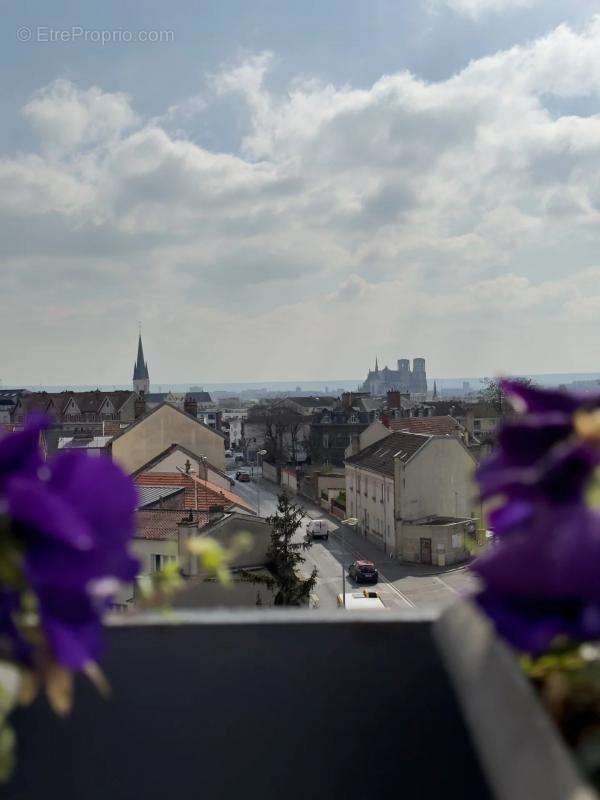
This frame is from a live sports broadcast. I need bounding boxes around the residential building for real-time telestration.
[131,442,233,490]
[110,402,226,473]
[310,407,374,466]
[462,402,501,442]
[134,511,275,607]
[11,390,137,429]
[361,357,428,397]
[345,431,477,564]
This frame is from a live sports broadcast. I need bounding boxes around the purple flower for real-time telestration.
[0,419,139,670]
[472,381,600,654]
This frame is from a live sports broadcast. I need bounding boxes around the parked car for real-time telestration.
[306,519,330,541]
[348,560,378,584]
[235,471,251,482]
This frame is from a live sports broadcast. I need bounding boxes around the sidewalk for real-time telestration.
[273,480,472,581]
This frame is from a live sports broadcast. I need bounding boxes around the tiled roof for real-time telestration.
[388,415,465,436]
[345,431,431,476]
[136,509,209,540]
[134,472,254,513]
[131,443,232,484]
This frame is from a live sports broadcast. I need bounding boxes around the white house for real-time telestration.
[345,431,478,565]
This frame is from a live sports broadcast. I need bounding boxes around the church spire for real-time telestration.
[375,356,379,373]
[133,329,150,394]
[433,380,438,399]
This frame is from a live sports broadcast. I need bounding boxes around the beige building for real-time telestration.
[132,510,275,607]
[132,442,233,491]
[110,402,226,474]
[345,431,478,565]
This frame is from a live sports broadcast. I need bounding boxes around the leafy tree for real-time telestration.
[265,492,318,605]
[481,376,533,415]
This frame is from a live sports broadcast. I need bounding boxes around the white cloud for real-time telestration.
[22,79,138,156]
[5,18,600,382]
[439,0,542,18]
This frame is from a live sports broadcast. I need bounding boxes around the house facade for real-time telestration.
[110,402,226,474]
[345,431,477,564]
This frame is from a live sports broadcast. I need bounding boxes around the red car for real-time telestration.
[348,560,378,584]
[235,471,251,482]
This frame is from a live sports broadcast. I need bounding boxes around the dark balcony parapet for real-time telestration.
[7,609,489,799]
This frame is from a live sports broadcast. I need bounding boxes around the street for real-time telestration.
[229,471,478,611]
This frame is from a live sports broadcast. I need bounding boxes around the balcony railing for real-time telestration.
[7,609,489,799]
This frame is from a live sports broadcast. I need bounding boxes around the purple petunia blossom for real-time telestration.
[472,381,600,654]
[0,418,139,670]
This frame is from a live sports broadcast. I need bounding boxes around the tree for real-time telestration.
[265,492,318,605]
[481,376,533,415]
[246,402,307,464]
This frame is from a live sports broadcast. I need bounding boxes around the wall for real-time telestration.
[111,404,225,474]
[401,521,469,565]
[7,612,489,800]
[345,464,396,554]
[316,474,345,498]
[133,537,179,575]
[172,574,276,607]
[262,461,280,484]
[396,437,477,523]
[280,466,298,494]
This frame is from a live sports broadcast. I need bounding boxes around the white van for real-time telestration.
[307,519,330,541]
[337,591,386,610]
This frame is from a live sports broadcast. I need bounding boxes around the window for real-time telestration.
[151,554,177,573]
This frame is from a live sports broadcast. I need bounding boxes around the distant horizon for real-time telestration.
[5,370,600,395]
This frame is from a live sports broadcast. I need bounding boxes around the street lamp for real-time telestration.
[256,449,268,516]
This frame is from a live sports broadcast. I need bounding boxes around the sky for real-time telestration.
[2,0,600,384]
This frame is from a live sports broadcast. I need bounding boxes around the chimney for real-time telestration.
[177,515,200,577]
[387,390,401,410]
[347,433,361,457]
[134,395,146,419]
[184,394,198,418]
[381,411,390,428]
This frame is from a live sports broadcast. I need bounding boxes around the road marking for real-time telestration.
[434,576,460,595]
[329,528,416,609]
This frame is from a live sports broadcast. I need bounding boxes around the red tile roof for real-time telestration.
[136,509,210,540]
[387,415,465,436]
[134,472,254,514]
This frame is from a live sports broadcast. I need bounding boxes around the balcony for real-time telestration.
[6,609,489,799]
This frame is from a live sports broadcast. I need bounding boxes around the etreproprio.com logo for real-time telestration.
[16,26,175,44]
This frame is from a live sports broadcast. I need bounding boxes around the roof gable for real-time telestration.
[131,442,231,482]
[111,402,225,442]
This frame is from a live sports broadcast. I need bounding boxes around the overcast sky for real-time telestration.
[2,0,600,384]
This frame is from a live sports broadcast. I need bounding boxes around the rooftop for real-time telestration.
[388,415,464,436]
[345,431,431,476]
[135,508,209,540]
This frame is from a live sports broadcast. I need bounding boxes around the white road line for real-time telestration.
[434,576,460,595]
[329,529,416,609]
